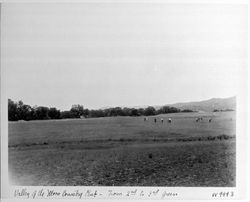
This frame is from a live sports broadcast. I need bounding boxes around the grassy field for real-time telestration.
[9,111,236,186]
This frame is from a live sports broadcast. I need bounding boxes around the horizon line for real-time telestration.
[8,95,236,111]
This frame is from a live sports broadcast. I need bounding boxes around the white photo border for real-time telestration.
[1,0,249,201]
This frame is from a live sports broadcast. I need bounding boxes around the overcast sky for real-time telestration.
[2,3,247,110]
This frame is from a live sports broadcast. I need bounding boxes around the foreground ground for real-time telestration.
[9,111,236,186]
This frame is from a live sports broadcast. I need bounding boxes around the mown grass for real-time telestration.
[9,111,235,146]
[9,111,236,186]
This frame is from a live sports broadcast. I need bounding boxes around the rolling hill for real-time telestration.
[100,96,236,113]
[168,96,236,112]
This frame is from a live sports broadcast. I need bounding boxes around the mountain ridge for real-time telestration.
[99,96,236,112]
[167,96,236,112]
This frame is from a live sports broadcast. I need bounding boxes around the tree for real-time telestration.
[157,106,180,114]
[61,110,75,119]
[8,99,18,121]
[130,108,139,116]
[82,108,89,117]
[181,109,193,112]
[70,104,84,118]
[48,108,61,119]
[89,109,105,118]
[35,106,50,120]
[122,107,130,116]
[20,104,33,120]
[144,106,156,116]
[13,100,33,120]
[138,108,145,116]
[109,107,124,116]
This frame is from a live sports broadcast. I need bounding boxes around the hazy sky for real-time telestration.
[2,3,247,110]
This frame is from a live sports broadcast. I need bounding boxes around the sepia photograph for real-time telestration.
[1,1,248,196]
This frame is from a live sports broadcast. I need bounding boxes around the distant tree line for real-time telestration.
[213,109,234,112]
[8,99,193,121]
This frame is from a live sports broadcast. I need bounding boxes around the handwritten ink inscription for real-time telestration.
[14,188,30,199]
[13,188,235,199]
[212,191,234,198]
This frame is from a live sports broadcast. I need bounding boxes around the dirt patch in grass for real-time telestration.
[90,140,235,186]
[9,139,235,186]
